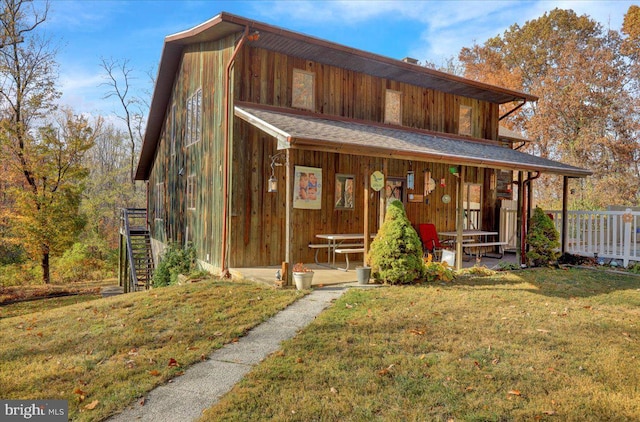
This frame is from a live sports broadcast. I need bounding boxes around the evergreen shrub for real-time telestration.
[526,207,560,267]
[369,200,424,284]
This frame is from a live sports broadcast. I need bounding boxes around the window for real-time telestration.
[292,69,315,111]
[459,105,472,136]
[185,88,202,147]
[170,103,176,156]
[186,174,196,210]
[385,89,402,125]
[155,182,164,220]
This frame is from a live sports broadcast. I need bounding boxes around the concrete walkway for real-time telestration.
[107,286,348,422]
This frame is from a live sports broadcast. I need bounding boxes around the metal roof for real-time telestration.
[235,104,591,178]
[135,12,539,180]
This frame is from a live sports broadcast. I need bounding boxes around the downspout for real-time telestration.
[220,26,249,278]
[520,171,540,265]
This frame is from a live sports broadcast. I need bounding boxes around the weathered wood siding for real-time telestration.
[149,39,502,268]
[227,46,495,266]
[229,120,485,267]
[147,35,236,270]
[235,46,499,139]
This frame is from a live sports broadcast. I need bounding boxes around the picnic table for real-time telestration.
[310,233,374,271]
[439,230,507,260]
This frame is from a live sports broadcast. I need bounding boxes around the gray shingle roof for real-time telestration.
[235,105,591,178]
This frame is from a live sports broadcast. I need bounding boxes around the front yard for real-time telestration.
[203,268,640,421]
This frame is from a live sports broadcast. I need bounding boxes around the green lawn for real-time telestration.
[202,268,640,422]
[0,279,303,421]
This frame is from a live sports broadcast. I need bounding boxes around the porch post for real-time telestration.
[516,172,523,265]
[285,149,293,286]
[363,164,370,264]
[455,166,466,270]
[561,176,569,255]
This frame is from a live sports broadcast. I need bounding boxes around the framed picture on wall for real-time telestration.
[335,174,355,210]
[293,166,322,210]
[385,177,406,204]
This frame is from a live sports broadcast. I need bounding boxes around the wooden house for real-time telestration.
[133,12,590,279]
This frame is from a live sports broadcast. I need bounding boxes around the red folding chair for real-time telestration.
[418,223,450,260]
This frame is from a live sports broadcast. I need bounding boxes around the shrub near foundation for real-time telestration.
[369,200,424,284]
[526,207,560,267]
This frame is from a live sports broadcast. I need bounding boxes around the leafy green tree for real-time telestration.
[369,200,424,284]
[7,110,100,283]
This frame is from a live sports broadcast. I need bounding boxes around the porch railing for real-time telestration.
[499,208,640,267]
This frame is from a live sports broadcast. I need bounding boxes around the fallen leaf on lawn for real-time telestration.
[213,331,223,337]
[537,329,550,334]
[73,388,86,396]
[84,400,99,410]
[408,329,425,336]
[378,364,395,376]
[139,398,146,406]
[345,303,353,309]
[187,346,199,350]
[492,358,500,365]
[419,354,426,360]
[36,332,43,337]
[296,358,304,363]
[195,318,202,324]
[465,386,474,392]
[542,410,556,415]
[330,387,338,394]
[149,370,161,376]
[200,354,207,361]
[232,337,239,343]
[508,390,521,396]
[168,358,179,367]
[128,348,138,356]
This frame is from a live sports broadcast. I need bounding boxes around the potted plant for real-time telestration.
[292,262,314,290]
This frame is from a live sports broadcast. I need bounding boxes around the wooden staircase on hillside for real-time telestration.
[119,208,154,292]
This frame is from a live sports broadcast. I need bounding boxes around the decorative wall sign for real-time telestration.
[294,166,322,210]
[385,177,406,203]
[370,171,384,191]
[441,194,451,204]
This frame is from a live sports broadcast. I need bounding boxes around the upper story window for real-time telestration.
[292,69,315,111]
[458,105,472,136]
[186,174,196,211]
[155,182,164,220]
[185,88,202,147]
[385,89,402,125]
[170,103,177,156]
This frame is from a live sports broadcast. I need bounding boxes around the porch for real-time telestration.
[230,252,519,287]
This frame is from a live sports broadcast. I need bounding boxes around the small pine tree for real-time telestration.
[369,200,424,284]
[526,207,560,267]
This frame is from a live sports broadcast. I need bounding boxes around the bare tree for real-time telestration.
[100,58,146,185]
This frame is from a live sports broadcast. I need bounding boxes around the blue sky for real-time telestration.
[41,0,636,121]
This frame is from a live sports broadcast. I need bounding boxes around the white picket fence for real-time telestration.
[500,208,640,267]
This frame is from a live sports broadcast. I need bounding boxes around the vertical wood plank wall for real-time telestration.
[147,35,236,270]
[147,39,503,269]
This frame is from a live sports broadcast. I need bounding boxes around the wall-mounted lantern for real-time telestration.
[267,152,286,193]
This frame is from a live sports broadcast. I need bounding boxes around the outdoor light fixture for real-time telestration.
[267,152,286,193]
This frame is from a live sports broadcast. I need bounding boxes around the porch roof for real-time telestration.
[235,104,591,178]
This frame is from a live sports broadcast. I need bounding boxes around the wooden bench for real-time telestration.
[463,241,508,259]
[309,243,364,266]
[334,247,365,271]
